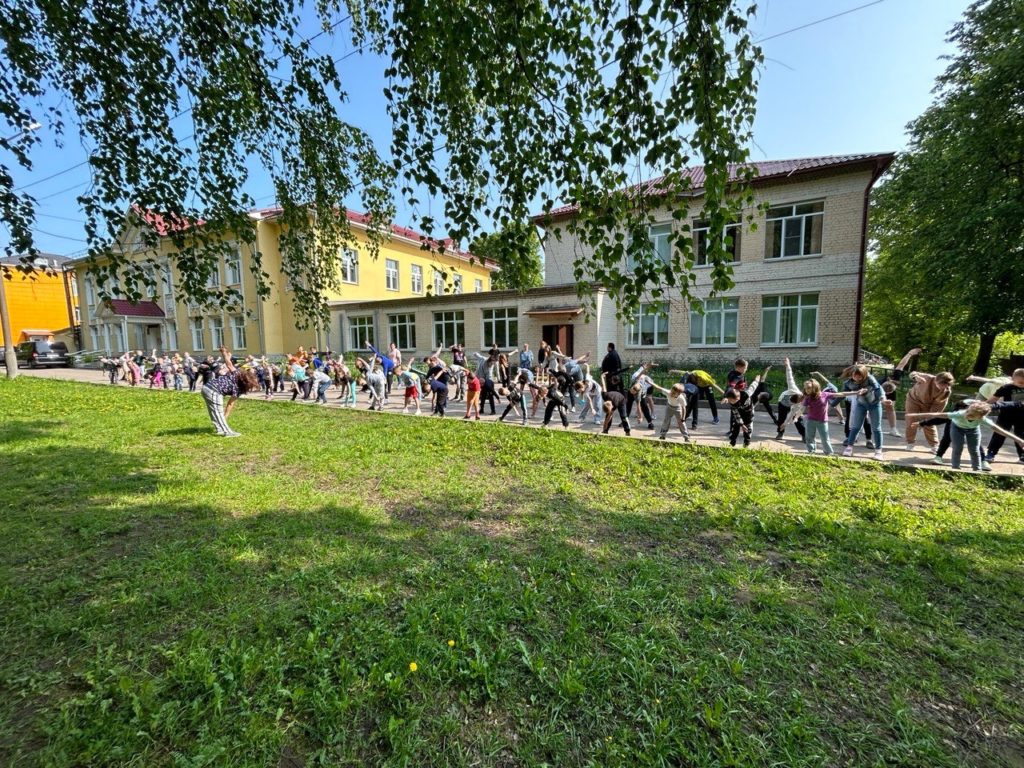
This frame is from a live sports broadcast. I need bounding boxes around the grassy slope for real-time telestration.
[1,378,1022,767]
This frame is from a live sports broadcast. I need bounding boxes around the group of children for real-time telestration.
[103,340,1024,471]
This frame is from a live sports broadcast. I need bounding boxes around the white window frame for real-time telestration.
[432,268,446,296]
[474,279,483,293]
[627,302,669,348]
[209,316,224,349]
[349,315,374,350]
[765,201,824,260]
[225,246,243,286]
[206,263,221,288]
[411,264,424,294]
[385,258,400,291]
[628,223,673,272]
[693,221,741,267]
[143,265,158,298]
[161,262,174,300]
[84,275,96,308]
[341,249,359,284]
[761,293,819,347]
[453,274,463,295]
[231,315,246,349]
[190,317,205,351]
[689,298,739,347]
[433,310,465,348]
[388,313,416,350]
[482,307,518,348]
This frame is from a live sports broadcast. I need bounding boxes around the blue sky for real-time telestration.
[4,0,970,257]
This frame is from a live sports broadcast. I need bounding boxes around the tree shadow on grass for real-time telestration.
[0,419,65,445]
[4,440,1024,768]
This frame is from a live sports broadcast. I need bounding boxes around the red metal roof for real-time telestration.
[105,299,166,318]
[250,206,497,269]
[131,204,206,236]
[533,153,895,222]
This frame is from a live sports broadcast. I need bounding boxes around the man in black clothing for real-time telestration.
[601,390,631,435]
[600,343,622,388]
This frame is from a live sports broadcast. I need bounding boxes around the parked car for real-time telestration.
[16,340,70,368]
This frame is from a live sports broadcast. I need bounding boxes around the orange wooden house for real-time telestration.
[0,254,79,347]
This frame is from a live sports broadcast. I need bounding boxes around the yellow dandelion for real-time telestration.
[447,639,456,647]
[408,661,418,672]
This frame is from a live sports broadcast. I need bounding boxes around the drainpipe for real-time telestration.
[853,158,889,363]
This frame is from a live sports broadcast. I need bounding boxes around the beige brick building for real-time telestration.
[331,154,893,366]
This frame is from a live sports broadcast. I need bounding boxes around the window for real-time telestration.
[83,274,95,309]
[144,265,158,298]
[231,315,246,349]
[628,302,669,347]
[206,264,220,288]
[411,264,423,294]
[340,249,359,284]
[433,311,465,348]
[693,221,740,266]
[474,279,483,293]
[349,315,374,350]
[762,293,819,346]
[432,268,445,296]
[389,313,416,350]
[89,327,99,350]
[453,274,463,295]
[690,298,739,346]
[168,321,177,348]
[483,308,518,348]
[385,258,399,291]
[161,263,174,298]
[190,317,205,350]
[209,316,224,348]
[765,201,824,259]
[628,223,673,271]
[74,306,81,324]
[112,325,125,351]
[225,247,243,285]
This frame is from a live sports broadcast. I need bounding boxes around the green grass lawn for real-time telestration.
[2,378,1023,767]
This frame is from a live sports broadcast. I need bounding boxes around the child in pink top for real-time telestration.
[801,379,855,455]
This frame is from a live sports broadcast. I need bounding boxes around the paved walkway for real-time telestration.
[14,366,1024,479]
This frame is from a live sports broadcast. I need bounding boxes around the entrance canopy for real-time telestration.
[524,306,583,319]
[102,299,165,318]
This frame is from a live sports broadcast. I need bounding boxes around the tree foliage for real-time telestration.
[470,221,543,292]
[868,0,1024,371]
[1,0,761,326]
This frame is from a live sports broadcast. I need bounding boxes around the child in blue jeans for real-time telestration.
[907,402,1024,471]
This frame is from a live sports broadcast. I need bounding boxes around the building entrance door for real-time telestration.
[541,324,574,357]
[145,324,163,352]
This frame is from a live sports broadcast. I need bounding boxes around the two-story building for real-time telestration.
[330,153,893,367]
[71,208,498,357]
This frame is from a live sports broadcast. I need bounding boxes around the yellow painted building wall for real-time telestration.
[73,214,496,356]
[2,267,75,342]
